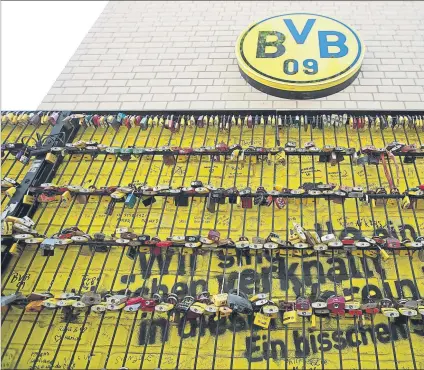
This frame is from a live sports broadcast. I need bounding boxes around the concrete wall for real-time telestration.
[39,1,424,111]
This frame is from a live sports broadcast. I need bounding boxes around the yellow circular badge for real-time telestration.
[236,13,365,99]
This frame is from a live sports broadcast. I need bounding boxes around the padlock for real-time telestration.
[296,296,312,316]
[81,292,102,306]
[61,190,72,207]
[125,190,137,209]
[254,309,271,328]
[25,300,44,312]
[91,303,108,313]
[42,298,59,308]
[281,302,297,324]
[228,289,253,314]
[327,296,345,315]
[212,293,228,307]
[106,294,128,305]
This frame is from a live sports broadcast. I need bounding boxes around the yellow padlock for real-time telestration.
[282,310,297,324]
[61,191,72,207]
[5,187,16,198]
[212,293,228,307]
[23,194,35,205]
[310,314,317,329]
[45,153,57,164]
[377,246,390,261]
[254,311,271,328]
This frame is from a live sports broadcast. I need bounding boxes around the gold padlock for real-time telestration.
[5,187,16,198]
[254,311,271,328]
[45,153,57,164]
[23,194,35,205]
[212,293,228,307]
[61,191,72,207]
[282,309,297,324]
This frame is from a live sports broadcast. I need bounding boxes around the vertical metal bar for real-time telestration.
[310,115,326,370]
[246,120,267,370]
[49,124,148,369]
[23,123,135,370]
[284,116,290,370]
[210,116,245,370]
[85,120,176,370]
[321,116,344,370]
[332,119,362,369]
[354,119,395,370]
[174,117,228,370]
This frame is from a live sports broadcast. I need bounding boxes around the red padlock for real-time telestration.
[386,237,401,250]
[208,230,220,242]
[140,298,157,312]
[127,297,144,305]
[274,197,286,209]
[327,296,345,316]
[348,309,363,317]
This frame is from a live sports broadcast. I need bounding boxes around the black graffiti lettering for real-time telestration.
[303,260,326,286]
[293,330,310,357]
[343,286,360,299]
[347,254,363,279]
[240,268,259,294]
[317,333,332,351]
[332,330,347,350]
[178,319,197,339]
[189,279,207,296]
[339,227,363,240]
[138,252,173,278]
[359,257,375,278]
[346,327,361,346]
[138,318,169,345]
[361,284,383,301]
[370,257,386,280]
[278,258,302,295]
[217,253,235,269]
[359,326,375,346]
[375,323,391,344]
[398,224,417,241]
[315,223,323,237]
[326,258,348,283]
[245,335,263,362]
[151,278,169,296]
[271,339,287,360]
[216,272,238,292]
[395,279,419,300]
[230,314,249,332]
[174,282,189,298]
[260,266,271,293]
[310,334,318,354]
[391,322,408,341]
[207,316,227,337]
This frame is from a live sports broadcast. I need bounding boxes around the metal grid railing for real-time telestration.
[1,111,423,370]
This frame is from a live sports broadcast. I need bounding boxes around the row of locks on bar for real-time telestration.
[3,214,424,260]
[2,111,424,130]
[2,284,424,329]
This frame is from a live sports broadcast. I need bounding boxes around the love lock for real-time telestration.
[176,296,195,313]
[81,292,102,306]
[380,298,400,318]
[187,302,207,320]
[398,299,418,317]
[212,293,228,307]
[361,298,379,315]
[236,237,250,251]
[280,301,297,324]
[228,289,253,314]
[294,296,312,317]
[327,296,345,316]
[106,294,128,305]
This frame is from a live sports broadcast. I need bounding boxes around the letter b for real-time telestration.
[318,31,348,58]
[256,31,286,58]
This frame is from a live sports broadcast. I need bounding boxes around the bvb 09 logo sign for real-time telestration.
[236,13,365,99]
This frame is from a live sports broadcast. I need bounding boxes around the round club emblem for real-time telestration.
[236,13,365,99]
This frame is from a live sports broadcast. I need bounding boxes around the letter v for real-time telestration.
[284,19,316,44]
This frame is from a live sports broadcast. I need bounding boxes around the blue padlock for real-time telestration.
[125,191,137,209]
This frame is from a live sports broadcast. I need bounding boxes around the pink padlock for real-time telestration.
[327,296,345,315]
[49,112,59,125]
[208,230,220,242]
